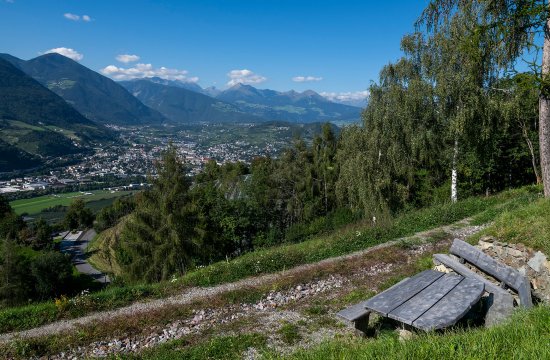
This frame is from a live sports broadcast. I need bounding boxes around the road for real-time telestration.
[60,229,111,283]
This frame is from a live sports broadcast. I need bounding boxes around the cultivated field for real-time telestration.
[10,190,135,216]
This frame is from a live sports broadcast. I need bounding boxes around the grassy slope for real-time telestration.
[275,306,550,360]
[274,193,550,360]
[0,186,541,334]
[87,218,127,275]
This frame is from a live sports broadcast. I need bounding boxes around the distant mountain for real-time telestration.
[144,77,205,93]
[0,57,112,171]
[0,53,167,125]
[120,80,263,123]
[203,86,222,97]
[216,84,361,123]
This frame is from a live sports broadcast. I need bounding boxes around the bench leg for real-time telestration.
[353,312,371,337]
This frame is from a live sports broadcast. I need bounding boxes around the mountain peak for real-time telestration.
[302,89,320,97]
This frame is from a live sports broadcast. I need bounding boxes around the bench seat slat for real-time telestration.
[364,270,444,316]
[389,273,464,325]
[412,277,484,331]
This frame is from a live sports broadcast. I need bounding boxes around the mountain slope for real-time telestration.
[120,80,264,123]
[0,53,167,125]
[0,57,112,170]
[216,84,362,123]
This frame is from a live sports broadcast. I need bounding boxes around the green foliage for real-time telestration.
[30,218,53,250]
[94,197,135,233]
[30,252,73,299]
[116,145,196,283]
[63,198,93,230]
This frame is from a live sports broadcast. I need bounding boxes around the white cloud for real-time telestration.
[64,13,92,22]
[320,90,369,103]
[64,13,80,21]
[226,69,266,87]
[100,63,199,82]
[116,54,140,64]
[5,0,15,4]
[43,47,84,61]
[292,76,323,82]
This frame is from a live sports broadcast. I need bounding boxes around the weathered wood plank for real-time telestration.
[450,239,532,308]
[433,254,511,297]
[389,273,463,325]
[364,270,444,316]
[412,278,484,331]
[336,300,371,322]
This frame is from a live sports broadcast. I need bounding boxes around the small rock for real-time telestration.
[434,264,450,273]
[507,247,524,258]
[478,240,493,250]
[528,251,547,272]
[397,329,413,341]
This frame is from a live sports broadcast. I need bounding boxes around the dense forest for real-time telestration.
[1,0,549,296]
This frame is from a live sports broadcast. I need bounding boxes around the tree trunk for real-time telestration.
[520,121,542,184]
[451,137,458,203]
[540,9,550,197]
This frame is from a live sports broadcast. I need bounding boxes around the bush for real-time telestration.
[30,252,73,299]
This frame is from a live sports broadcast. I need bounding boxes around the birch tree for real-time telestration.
[419,0,550,196]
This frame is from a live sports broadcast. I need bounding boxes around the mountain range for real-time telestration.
[0,51,363,171]
[216,83,361,123]
[0,53,167,125]
[0,57,113,172]
[121,79,361,124]
[120,80,263,124]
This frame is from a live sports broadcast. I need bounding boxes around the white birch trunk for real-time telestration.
[451,138,458,203]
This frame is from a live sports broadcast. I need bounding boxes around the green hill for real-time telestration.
[0,57,113,171]
[0,53,167,125]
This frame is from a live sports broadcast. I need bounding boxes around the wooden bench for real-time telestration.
[337,239,532,334]
[338,270,484,333]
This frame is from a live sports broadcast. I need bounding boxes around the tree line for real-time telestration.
[110,1,549,283]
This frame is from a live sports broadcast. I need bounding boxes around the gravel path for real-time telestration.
[0,218,486,345]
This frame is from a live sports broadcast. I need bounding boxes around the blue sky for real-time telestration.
[0,0,429,102]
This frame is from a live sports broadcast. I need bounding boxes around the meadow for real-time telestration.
[9,190,134,216]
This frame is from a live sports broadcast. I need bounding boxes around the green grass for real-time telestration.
[271,306,550,360]
[0,186,541,335]
[472,197,550,254]
[9,190,134,216]
[278,322,302,345]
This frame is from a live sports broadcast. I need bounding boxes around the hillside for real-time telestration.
[0,53,167,125]
[216,84,362,123]
[119,79,264,123]
[0,186,546,358]
[0,57,112,170]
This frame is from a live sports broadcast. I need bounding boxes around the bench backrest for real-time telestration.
[450,239,532,308]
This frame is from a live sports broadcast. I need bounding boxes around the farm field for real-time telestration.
[10,190,135,216]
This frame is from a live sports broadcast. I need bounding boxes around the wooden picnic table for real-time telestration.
[363,269,484,331]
